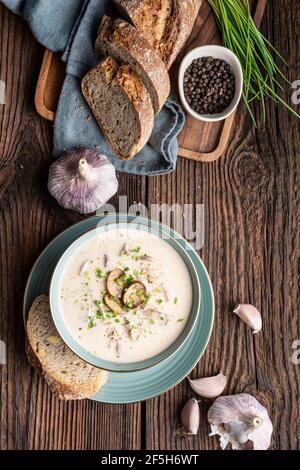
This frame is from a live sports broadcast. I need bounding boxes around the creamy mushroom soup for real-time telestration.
[59,228,193,363]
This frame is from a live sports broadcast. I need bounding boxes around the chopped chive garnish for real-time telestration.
[174,297,178,305]
[177,318,184,323]
[125,275,134,285]
[156,299,163,305]
[87,318,96,329]
[95,268,103,279]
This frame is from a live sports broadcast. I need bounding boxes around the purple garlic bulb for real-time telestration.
[48,149,118,214]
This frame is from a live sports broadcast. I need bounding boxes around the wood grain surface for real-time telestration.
[0,0,299,451]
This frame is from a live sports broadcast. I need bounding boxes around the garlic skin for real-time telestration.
[188,372,227,399]
[48,149,118,214]
[234,304,262,334]
[208,394,273,450]
[181,398,200,434]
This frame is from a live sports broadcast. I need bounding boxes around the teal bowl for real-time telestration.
[49,218,201,373]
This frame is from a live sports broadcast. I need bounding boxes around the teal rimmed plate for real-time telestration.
[49,221,201,373]
[23,215,214,403]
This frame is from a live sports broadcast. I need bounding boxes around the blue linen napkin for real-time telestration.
[2,0,185,175]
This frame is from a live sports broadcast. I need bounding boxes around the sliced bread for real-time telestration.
[26,295,108,400]
[113,0,171,48]
[114,0,202,69]
[96,16,170,113]
[82,57,154,160]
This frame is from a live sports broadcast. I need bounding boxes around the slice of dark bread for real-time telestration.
[113,0,170,48]
[82,57,154,160]
[114,0,202,70]
[96,16,170,113]
[26,295,108,400]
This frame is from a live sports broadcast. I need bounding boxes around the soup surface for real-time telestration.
[59,228,193,363]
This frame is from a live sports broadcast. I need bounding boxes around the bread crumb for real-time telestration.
[47,336,61,345]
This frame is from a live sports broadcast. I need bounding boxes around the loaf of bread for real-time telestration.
[114,0,202,69]
[96,16,170,113]
[82,57,154,160]
[26,295,108,400]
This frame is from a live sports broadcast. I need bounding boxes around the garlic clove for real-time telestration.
[208,393,273,450]
[188,372,227,399]
[48,149,118,215]
[181,398,200,435]
[233,304,262,334]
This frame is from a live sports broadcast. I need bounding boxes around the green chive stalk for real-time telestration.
[208,0,300,125]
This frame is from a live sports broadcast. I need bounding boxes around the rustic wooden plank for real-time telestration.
[146,0,300,450]
[247,0,300,450]
[0,5,143,450]
[0,0,299,452]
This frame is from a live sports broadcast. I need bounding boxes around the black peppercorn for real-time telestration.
[183,56,235,115]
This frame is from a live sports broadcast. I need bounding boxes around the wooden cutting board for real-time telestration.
[35,0,267,163]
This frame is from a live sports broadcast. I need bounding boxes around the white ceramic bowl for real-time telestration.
[178,45,243,122]
[49,219,201,373]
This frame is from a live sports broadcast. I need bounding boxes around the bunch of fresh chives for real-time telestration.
[208,0,300,124]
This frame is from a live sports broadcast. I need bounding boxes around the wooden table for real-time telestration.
[0,0,299,451]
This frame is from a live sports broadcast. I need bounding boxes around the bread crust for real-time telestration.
[26,295,108,401]
[96,16,170,113]
[82,57,154,160]
[114,0,202,69]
